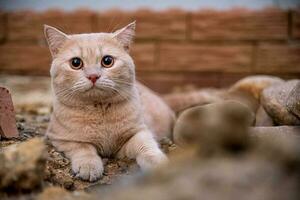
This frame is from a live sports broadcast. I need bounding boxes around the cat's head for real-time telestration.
[44,22,136,105]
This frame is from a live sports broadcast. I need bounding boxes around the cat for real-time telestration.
[44,22,175,182]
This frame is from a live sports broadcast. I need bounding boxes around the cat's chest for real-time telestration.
[83,115,138,156]
[74,106,130,135]
[53,100,143,155]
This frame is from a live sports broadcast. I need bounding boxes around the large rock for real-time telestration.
[261,80,300,125]
[250,126,300,170]
[163,88,222,113]
[90,158,298,200]
[250,126,300,137]
[173,100,255,152]
[0,138,47,193]
[229,75,284,100]
[286,81,300,119]
[255,105,274,126]
[89,132,300,200]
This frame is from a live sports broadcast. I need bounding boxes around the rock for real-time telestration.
[229,75,284,100]
[0,138,47,193]
[286,81,300,119]
[250,126,300,171]
[261,80,300,125]
[163,89,222,113]
[37,186,93,200]
[223,89,259,114]
[0,87,19,138]
[173,100,255,154]
[255,105,274,126]
[250,126,300,137]
[92,152,300,200]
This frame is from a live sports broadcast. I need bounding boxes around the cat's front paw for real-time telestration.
[71,155,103,182]
[137,150,168,171]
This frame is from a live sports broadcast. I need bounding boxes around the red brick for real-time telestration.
[95,10,134,33]
[7,10,94,43]
[219,73,253,87]
[137,71,220,93]
[0,42,155,76]
[0,12,6,42]
[131,43,156,70]
[255,44,300,73]
[159,43,253,72]
[7,11,42,42]
[191,8,288,40]
[42,10,94,34]
[292,10,300,39]
[0,44,51,75]
[96,9,187,40]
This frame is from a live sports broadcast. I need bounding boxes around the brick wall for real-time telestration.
[0,8,299,93]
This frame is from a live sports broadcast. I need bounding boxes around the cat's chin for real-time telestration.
[81,87,117,100]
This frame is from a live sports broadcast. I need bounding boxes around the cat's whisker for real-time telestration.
[99,84,130,101]
[110,78,134,86]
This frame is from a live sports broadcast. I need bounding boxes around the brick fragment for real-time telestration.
[0,87,18,138]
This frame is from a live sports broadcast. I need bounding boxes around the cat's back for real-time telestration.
[136,82,175,139]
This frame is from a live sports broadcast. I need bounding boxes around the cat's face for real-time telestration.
[44,22,136,104]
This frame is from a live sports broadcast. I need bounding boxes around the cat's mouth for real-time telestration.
[83,83,110,93]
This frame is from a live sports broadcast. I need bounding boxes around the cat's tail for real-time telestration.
[163,75,284,113]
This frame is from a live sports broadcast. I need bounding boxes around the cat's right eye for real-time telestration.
[70,57,83,70]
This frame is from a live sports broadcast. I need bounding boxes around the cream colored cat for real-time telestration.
[44,22,175,182]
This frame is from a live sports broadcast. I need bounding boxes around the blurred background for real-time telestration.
[0,0,299,93]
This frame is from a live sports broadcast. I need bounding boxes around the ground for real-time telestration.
[0,111,176,192]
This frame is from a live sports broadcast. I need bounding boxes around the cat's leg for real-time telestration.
[51,140,103,182]
[118,129,168,170]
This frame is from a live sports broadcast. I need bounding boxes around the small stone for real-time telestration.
[0,87,19,138]
[286,81,300,119]
[261,80,300,125]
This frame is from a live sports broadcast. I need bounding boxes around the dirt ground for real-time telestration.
[0,111,176,192]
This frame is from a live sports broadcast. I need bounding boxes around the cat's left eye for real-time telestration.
[101,55,114,68]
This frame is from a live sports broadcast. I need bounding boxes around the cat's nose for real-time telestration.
[87,74,100,84]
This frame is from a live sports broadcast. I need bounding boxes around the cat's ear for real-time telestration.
[44,25,69,57]
[113,21,136,51]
